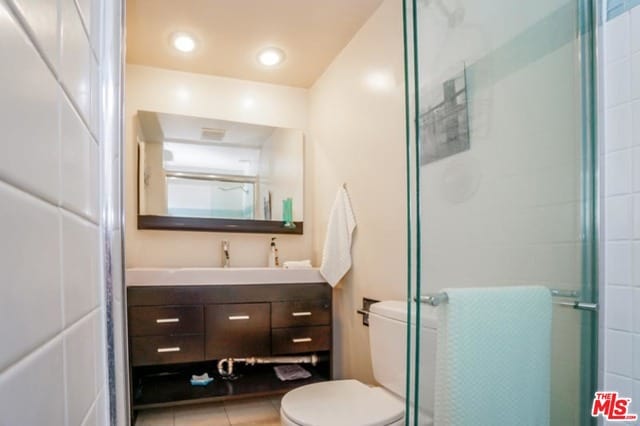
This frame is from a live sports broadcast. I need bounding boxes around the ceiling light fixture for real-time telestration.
[171,32,196,53]
[258,47,285,67]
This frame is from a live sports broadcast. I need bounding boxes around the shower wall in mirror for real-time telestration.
[137,110,304,233]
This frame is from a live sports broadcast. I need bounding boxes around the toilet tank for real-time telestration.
[369,301,437,416]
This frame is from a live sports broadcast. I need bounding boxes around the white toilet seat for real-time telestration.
[280,379,405,426]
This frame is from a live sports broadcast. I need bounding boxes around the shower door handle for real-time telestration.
[556,301,598,312]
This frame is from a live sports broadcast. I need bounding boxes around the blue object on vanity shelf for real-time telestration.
[190,373,214,386]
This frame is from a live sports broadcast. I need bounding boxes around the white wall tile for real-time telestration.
[606,13,630,63]
[599,0,640,409]
[90,55,99,138]
[632,6,640,53]
[632,148,640,191]
[64,314,98,426]
[606,58,631,107]
[75,0,91,35]
[631,52,640,99]
[606,330,633,376]
[96,391,107,426]
[632,380,640,418]
[6,0,58,69]
[633,53,640,100]
[61,94,99,222]
[633,242,640,286]
[605,373,633,396]
[606,286,632,330]
[0,0,111,424]
[0,338,65,426]
[0,182,62,372]
[606,104,632,152]
[61,210,99,325]
[606,151,632,195]
[606,196,632,240]
[633,335,640,378]
[606,242,632,285]
[0,5,59,204]
[74,0,100,56]
[633,289,640,331]
[81,401,97,426]
[633,196,640,238]
[60,0,91,121]
[632,102,640,146]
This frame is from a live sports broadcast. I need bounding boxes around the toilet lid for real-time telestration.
[281,380,404,426]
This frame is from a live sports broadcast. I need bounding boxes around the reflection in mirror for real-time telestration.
[137,110,303,231]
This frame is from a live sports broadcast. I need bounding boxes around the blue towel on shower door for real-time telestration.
[434,286,552,426]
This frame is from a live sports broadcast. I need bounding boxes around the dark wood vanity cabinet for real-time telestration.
[127,283,332,411]
[205,303,271,359]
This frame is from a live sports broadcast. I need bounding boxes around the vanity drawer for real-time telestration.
[205,303,271,359]
[128,306,203,336]
[271,300,331,328]
[272,326,331,355]
[130,335,204,366]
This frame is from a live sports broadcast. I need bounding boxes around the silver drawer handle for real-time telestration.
[292,312,312,317]
[157,347,181,353]
[156,318,180,324]
[292,337,312,343]
[228,315,250,320]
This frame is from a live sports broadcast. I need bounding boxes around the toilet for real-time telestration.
[280,300,437,426]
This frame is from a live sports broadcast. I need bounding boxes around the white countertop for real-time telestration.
[126,267,325,286]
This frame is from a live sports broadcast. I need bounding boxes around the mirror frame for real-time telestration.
[136,146,303,234]
[137,215,303,234]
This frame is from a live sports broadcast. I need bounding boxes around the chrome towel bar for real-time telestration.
[418,288,597,312]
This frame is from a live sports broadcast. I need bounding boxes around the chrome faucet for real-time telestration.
[221,240,230,268]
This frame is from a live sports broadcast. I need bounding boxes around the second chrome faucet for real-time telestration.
[222,240,230,268]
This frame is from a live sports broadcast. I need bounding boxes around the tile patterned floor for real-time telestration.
[135,396,282,426]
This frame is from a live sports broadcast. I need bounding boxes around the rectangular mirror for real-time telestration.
[137,110,304,233]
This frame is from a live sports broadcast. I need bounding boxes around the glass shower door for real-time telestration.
[403,0,598,425]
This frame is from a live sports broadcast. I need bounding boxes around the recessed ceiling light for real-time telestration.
[171,32,196,53]
[258,47,285,67]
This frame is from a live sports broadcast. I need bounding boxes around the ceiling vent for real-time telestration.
[201,127,227,141]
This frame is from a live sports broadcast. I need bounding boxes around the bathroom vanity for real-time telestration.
[126,268,332,414]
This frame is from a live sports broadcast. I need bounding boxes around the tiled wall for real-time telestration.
[608,0,640,20]
[602,1,640,419]
[0,0,108,425]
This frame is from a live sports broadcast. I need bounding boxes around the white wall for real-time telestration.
[0,0,108,424]
[601,3,640,416]
[125,65,312,268]
[309,0,407,383]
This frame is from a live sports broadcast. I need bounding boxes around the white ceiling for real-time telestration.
[138,110,276,146]
[126,0,384,88]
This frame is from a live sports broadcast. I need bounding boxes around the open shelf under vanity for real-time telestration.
[126,282,333,416]
[132,360,330,409]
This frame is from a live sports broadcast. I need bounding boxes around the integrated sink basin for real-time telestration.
[126,267,325,286]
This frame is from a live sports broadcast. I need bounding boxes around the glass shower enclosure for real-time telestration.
[403,0,598,425]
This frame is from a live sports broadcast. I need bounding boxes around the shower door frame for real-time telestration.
[401,0,600,424]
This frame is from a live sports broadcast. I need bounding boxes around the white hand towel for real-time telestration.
[320,187,356,287]
[283,260,313,269]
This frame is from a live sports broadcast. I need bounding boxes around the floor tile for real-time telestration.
[135,408,174,426]
[224,399,280,425]
[174,403,230,426]
[269,396,282,411]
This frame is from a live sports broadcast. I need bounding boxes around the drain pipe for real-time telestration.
[217,354,320,378]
